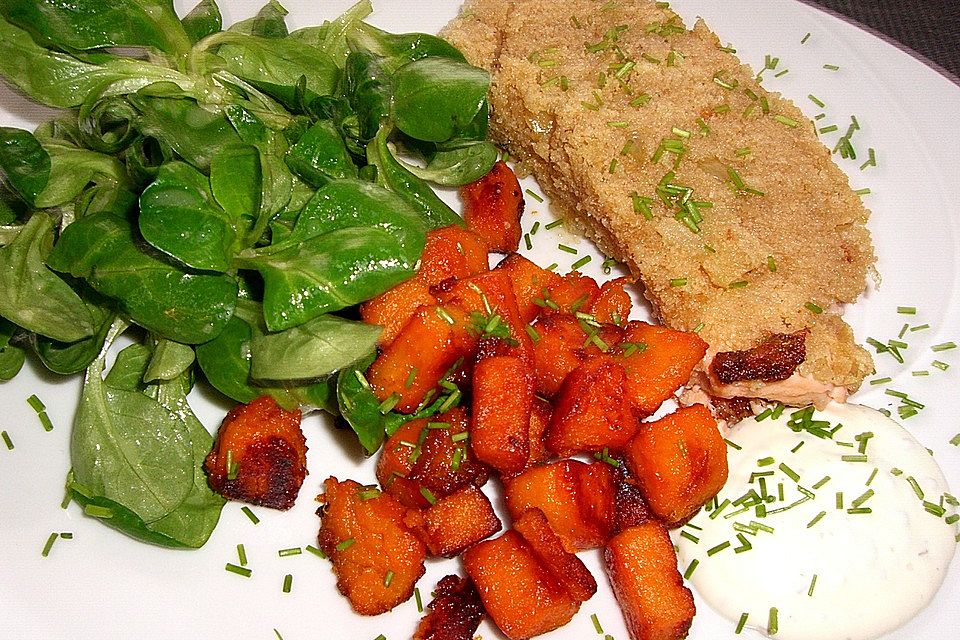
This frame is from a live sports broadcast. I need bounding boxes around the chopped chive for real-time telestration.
[83,504,114,518]
[374,636,386,640]
[773,114,799,128]
[1,430,12,450]
[336,537,356,552]
[707,541,731,556]
[728,280,748,289]
[278,547,302,557]
[420,487,437,505]
[778,463,800,483]
[225,563,252,577]
[282,574,293,593]
[791,441,805,454]
[932,341,957,352]
[237,543,248,566]
[683,558,699,579]
[724,438,742,451]
[524,188,544,203]
[841,454,868,463]
[670,277,688,287]
[819,124,839,134]
[950,433,960,447]
[524,233,532,250]
[571,255,593,270]
[808,94,825,108]
[305,545,327,559]
[807,511,827,528]
[910,323,930,332]
[41,532,58,557]
[823,63,840,71]
[557,244,578,254]
[808,574,818,596]
[854,188,871,196]
[415,587,423,612]
[847,507,872,514]
[378,393,401,415]
[530,221,541,235]
[774,68,789,77]
[384,570,395,587]
[241,506,260,524]
[757,456,776,467]
[591,613,604,634]
[805,302,823,314]
[870,377,892,385]
[274,630,284,640]
[768,607,779,635]
[906,476,925,500]
[545,219,564,230]
[736,612,749,634]
[812,475,831,489]
[680,530,700,544]
[733,533,753,553]
[26,394,45,412]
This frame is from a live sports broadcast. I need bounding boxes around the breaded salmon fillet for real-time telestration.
[443,0,875,406]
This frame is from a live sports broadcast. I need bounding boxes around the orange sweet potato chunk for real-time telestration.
[471,354,534,476]
[377,408,489,510]
[317,477,426,615]
[513,509,597,602]
[532,314,624,397]
[463,530,582,640]
[461,160,524,252]
[545,356,638,457]
[360,226,489,347]
[589,276,633,325]
[614,321,708,417]
[604,522,695,640]
[505,459,615,552]
[494,253,565,323]
[623,404,728,527]
[433,269,533,365]
[367,304,477,413]
[547,272,600,314]
[411,484,502,557]
[204,395,307,510]
[525,397,552,469]
[413,575,485,640]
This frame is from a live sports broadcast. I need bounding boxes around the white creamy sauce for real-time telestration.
[676,402,957,640]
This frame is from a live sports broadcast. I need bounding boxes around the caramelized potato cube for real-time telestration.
[461,160,524,252]
[433,270,534,365]
[410,485,502,557]
[525,397,553,469]
[604,522,695,640]
[204,395,307,510]
[532,314,624,397]
[377,408,488,510]
[623,404,728,527]
[471,354,535,476]
[545,356,638,457]
[547,271,600,314]
[463,529,584,640]
[505,459,614,552]
[360,226,490,347]
[588,276,633,325]
[615,321,708,417]
[317,477,426,615]
[513,509,597,602]
[413,575,485,640]
[367,304,477,413]
[495,253,564,323]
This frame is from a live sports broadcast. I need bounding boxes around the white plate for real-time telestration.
[1,1,958,639]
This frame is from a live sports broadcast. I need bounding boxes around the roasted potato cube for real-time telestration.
[360,225,490,347]
[623,404,727,527]
[495,252,564,323]
[377,408,489,510]
[204,395,307,510]
[461,160,524,252]
[504,459,614,552]
[546,271,600,314]
[413,575,485,640]
[604,522,695,640]
[367,304,477,413]
[513,509,597,602]
[588,276,633,325]
[433,270,534,365]
[408,484,502,557]
[532,314,624,397]
[463,529,583,640]
[317,477,426,615]
[471,354,535,476]
[545,356,638,457]
[614,321,708,417]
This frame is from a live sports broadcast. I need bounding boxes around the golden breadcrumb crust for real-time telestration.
[443,0,875,392]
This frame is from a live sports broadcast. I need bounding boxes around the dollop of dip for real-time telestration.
[676,402,957,640]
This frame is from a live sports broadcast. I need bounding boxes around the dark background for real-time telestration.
[810,0,960,79]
